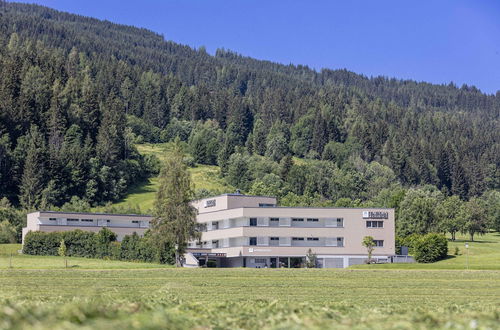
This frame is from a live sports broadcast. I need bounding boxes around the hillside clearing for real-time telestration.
[110,143,234,213]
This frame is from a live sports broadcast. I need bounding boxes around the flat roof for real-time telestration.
[31,210,153,218]
[194,193,277,201]
[197,206,394,215]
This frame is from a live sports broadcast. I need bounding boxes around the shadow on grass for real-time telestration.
[451,239,496,244]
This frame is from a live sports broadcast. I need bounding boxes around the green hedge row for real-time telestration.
[399,233,448,263]
[23,229,174,264]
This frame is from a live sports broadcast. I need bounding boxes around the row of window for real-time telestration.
[247,217,344,226]
[366,221,384,228]
[48,218,142,225]
[248,237,344,245]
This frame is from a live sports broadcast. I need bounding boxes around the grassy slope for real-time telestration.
[111,143,234,213]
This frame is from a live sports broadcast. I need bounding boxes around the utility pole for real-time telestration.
[465,243,469,270]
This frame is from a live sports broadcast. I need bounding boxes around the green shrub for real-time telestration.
[23,231,62,255]
[23,228,174,264]
[0,220,18,243]
[413,233,448,263]
[109,241,122,260]
[63,230,97,257]
[95,228,117,258]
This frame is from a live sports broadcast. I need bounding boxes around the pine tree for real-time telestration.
[151,140,200,266]
[252,118,267,156]
[19,125,46,210]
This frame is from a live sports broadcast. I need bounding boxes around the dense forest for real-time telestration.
[0,2,499,241]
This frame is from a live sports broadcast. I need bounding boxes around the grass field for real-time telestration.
[110,143,234,213]
[354,232,500,270]
[1,233,500,329]
[1,262,499,329]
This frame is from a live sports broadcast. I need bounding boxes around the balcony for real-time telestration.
[198,236,344,249]
[205,217,344,231]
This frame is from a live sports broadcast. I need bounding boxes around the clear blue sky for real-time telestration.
[14,0,500,94]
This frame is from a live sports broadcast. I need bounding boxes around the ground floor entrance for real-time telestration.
[191,254,393,268]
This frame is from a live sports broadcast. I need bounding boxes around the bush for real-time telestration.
[23,228,175,264]
[23,231,62,255]
[23,228,115,258]
[0,220,17,243]
[95,228,117,258]
[412,233,448,263]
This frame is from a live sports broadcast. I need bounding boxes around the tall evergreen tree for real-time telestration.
[19,125,46,210]
[151,141,200,266]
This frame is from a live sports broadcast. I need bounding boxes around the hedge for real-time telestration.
[412,233,448,263]
[23,228,174,264]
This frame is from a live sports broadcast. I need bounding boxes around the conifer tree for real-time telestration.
[151,140,200,266]
[19,125,46,210]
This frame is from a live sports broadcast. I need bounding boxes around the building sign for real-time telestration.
[204,199,216,208]
[192,252,226,257]
[362,211,389,219]
[248,248,272,253]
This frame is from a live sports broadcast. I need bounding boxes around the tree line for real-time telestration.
[0,3,498,245]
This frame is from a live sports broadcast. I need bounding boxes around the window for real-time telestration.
[336,218,344,227]
[249,237,257,246]
[254,258,267,264]
[249,218,257,226]
[337,237,344,247]
[132,220,140,224]
[259,203,275,208]
[307,237,319,241]
[49,218,57,221]
[270,218,279,222]
[81,219,93,222]
[374,240,384,247]
[307,218,319,222]
[212,222,219,230]
[292,237,304,241]
[366,221,383,228]
[292,218,304,222]
[67,218,79,222]
[270,237,279,241]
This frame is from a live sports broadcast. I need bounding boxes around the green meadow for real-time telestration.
[110,143,234,213]
[1,233,500,329]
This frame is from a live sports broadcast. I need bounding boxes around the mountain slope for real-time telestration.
[0,2,498,209]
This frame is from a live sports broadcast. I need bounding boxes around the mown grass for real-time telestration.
[1,233,500,329]
[0,265,499,329]
[111,143,234,213]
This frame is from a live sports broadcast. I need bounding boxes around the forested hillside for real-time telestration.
[0,1,498,219]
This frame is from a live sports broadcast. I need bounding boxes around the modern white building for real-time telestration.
[22,194,395,268]
[188,194,395,268]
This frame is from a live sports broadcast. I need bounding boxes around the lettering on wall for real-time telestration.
[204,199,216,208]
[362,211,389,219]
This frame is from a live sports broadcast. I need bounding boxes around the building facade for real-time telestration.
[188,194,395,268]
[22,194,395,268]
[22,211,152,243]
